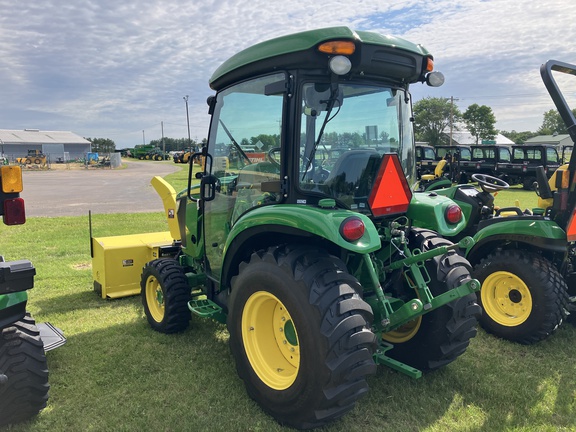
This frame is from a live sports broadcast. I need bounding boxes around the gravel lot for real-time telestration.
[19,160,181,217]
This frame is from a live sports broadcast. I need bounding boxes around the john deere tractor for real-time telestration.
[140,27,481,429]
[417,60,576,345]
[0,165,66,426]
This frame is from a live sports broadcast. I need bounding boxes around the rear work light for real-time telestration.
[340,217,365,242]
[3,197,26,225]
[445,204,463,224]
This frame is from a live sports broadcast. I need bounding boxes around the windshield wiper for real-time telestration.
[219,119,252,165]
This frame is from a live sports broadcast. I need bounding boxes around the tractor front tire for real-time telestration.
[141,259,191,334]
[228,245,377,429]
[0,313,49,427]
[384,228,481,372]
[473,250,568,344]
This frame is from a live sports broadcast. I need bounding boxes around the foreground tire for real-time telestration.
[0,313,49,427]
[141,259,191,333]
[228,245,377,429]
[473,250,568,344]
[384,228,481,372]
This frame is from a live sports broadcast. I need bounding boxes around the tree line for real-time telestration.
[413,97,576,145]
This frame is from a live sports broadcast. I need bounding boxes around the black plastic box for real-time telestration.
[0,259,36,294]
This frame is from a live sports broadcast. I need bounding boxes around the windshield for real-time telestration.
[298,82,415,211]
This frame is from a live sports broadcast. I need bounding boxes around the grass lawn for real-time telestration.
[2,172,575,431]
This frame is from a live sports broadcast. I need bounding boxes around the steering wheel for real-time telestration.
[267,147,281,167]
[472,173,509,193]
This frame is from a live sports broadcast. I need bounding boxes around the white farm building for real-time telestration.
[0,129,91,162]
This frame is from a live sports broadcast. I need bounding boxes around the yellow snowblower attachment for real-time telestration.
[90,176,181,299]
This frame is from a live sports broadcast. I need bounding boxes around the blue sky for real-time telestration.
[1,0,576,148]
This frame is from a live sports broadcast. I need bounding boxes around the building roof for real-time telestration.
[523,134,572,145]
[446,130,514,146]
[0,129,90,145]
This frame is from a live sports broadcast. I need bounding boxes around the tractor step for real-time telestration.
[188,298,226,323]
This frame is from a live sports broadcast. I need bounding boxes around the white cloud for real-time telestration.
[1,0,576,145]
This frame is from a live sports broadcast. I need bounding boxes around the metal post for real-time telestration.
[184,95,192,153]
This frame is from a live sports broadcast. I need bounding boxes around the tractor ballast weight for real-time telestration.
[0,165,66,426]
[138,27,482,429]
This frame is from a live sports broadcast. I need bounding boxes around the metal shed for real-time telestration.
[0,129,91,162]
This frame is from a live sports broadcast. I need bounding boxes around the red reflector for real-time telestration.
[567,210,576,242]
[445,204,462,224]
[340,217,365,242]
[368,154,412,217]
[3,198,26,225]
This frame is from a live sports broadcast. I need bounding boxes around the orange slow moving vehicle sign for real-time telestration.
[368,153,412,217]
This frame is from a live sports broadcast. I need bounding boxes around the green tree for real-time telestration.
[537,108,576,135]
[413,97,460,146]
[499,130,539,144]
[462,104,497,144]
[86,137,116,153]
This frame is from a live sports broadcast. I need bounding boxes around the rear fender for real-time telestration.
[467,218,567,262]
[225,205,381,254]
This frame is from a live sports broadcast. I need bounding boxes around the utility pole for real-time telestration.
[183,95,192,152]
[161,121,165,155]
[142,130,145,145]
[449,96,459,146]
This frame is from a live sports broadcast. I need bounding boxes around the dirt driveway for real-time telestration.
[20,161,181,217]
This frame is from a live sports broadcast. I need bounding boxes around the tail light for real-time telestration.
[3,197,26,225]
[340,217,365,242]
[445,204,462,224]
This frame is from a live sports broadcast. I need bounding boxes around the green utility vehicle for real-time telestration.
[0,165,66,426]
[140,27,482,429]
[418,59,576,345]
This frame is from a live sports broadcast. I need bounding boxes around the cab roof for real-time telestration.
[209,26,432,91]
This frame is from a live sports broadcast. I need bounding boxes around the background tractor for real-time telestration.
[0,165,66,426]
[129,27,484,429]
[16,149,47,166]
[416,59,576,345]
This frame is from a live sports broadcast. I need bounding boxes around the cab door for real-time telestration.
[202,73,286,284]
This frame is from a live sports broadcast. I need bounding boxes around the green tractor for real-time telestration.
[140,27,482,429]
[0,165,66,426]
[417,59,576,345]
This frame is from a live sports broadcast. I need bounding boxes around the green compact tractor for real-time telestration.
[139,27,482,429]
[418,59,576,345]
[0,165,66,426]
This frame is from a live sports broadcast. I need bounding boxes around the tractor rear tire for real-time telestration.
[384,228,481,372]
[473,250,568,344]
[0,313,49,427]
[228,245,377,429]
[141,259,191,334]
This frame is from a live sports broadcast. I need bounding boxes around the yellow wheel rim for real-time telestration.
[145,275,165,323]
[382,317,422,343]
[481,271,533,326]
[242,291,300,390]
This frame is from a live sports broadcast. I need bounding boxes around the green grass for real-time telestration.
[2,180,576,431]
